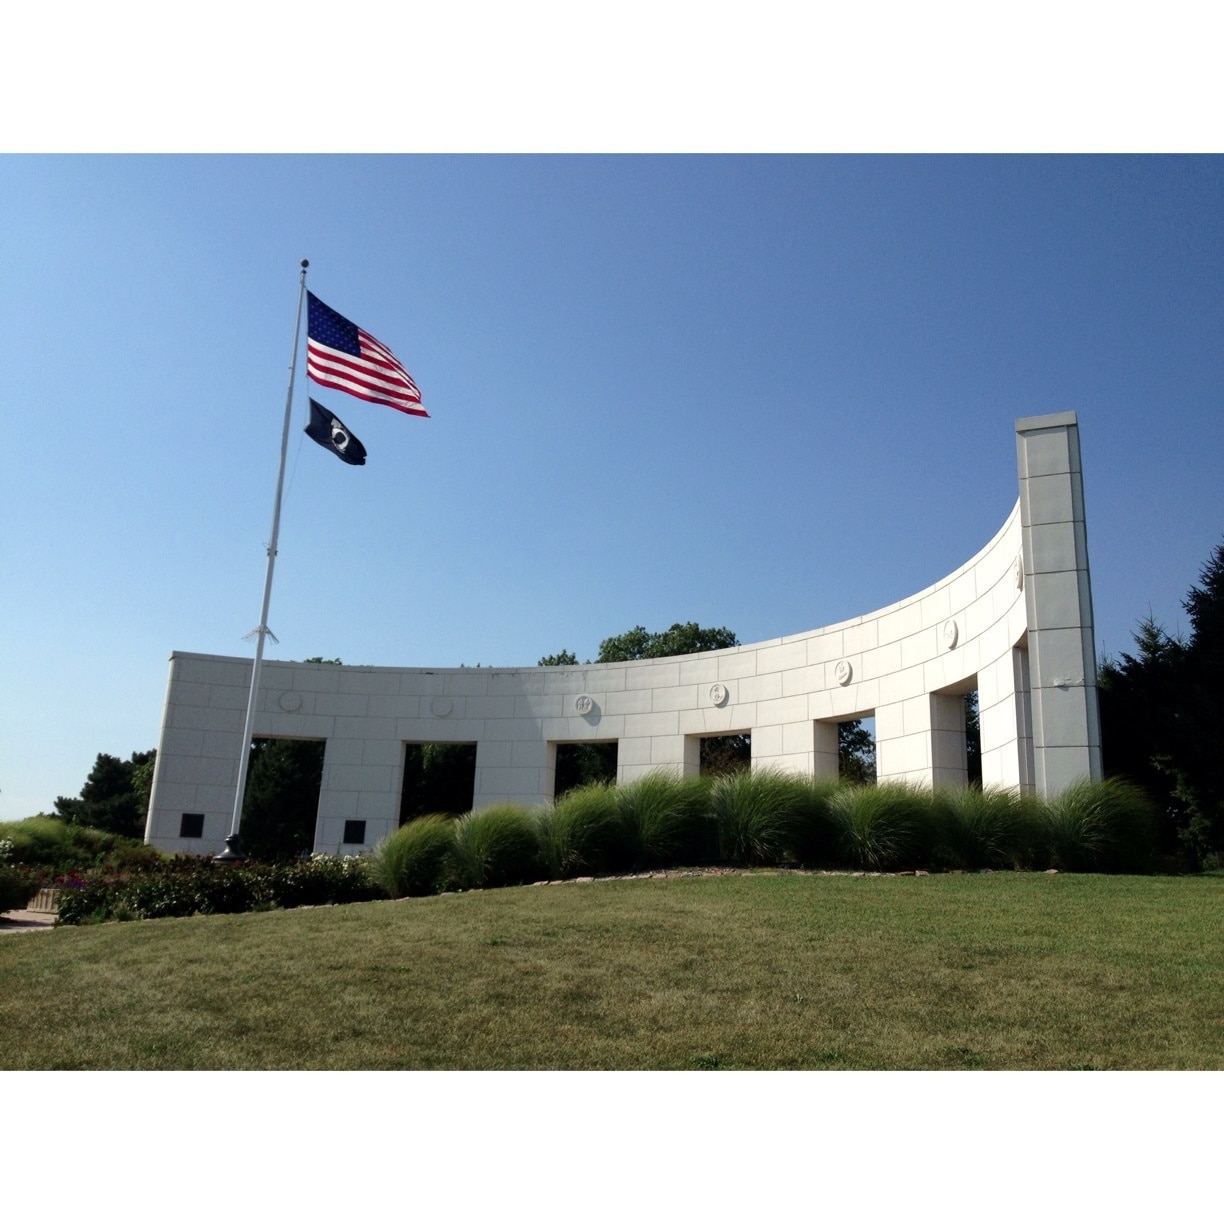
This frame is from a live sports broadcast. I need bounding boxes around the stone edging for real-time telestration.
[526,866,1058,886]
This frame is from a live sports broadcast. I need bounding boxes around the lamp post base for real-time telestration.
[213,834,246,864]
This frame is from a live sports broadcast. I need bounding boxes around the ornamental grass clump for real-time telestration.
[614,772,712,869]
[1041,778,1160,873]
[448,804,541,891]
[933,786,1035,871]
[783,777,843,866]
[827,781,936,871]
[371,816,457,898]
[537,783,622,879]
[708,768,811,865]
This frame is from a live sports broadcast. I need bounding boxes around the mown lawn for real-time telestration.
[2,871,1221,1070]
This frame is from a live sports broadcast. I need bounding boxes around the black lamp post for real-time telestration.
[213,834,246,864]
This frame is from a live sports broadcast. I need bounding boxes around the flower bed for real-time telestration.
[54,854,386,925]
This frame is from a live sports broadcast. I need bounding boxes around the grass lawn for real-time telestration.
[2,871,1221,1070]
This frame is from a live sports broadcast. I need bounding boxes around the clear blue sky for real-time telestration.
[2,155,1222,819]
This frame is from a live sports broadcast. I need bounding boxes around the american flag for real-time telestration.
[305,292,427,417]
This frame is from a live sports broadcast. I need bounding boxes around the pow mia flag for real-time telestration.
[305,398,367,466]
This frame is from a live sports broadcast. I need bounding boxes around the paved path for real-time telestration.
[0,909,56,934]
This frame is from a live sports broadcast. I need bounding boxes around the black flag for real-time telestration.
[305,398,366,465]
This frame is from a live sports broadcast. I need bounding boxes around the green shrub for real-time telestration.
[708,768,811,865]
[372,816,456,897]
[264,855,384,907]
[54,855,386,925]
[448,805,541,891]
[934,786,1035,870]
[828,782,936,870]
[614,772,712,869]
[56,859,257,923]
[537,784,622,878]
[0,815,162,878]
[0,864,39,912]
[1041,778,1160,873]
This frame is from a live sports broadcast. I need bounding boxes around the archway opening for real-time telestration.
[965,691,982,786]
[240,737,325,861]
[931,676,979,788]
[699,733,751,777]
[400,742,477,823]
[553,741,618,798]
[839,717,876,783]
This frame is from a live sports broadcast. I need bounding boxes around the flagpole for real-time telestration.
[216,259,310,862]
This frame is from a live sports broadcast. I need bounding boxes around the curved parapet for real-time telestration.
[145,413,1101,856]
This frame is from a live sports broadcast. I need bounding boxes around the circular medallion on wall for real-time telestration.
[278,691,302,712]
[834,660,853,686]
[430,696,453,718]
[942,619,959,650]
[709,683,729,707]
[574,694,594,716]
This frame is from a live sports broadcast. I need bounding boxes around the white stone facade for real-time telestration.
[145,413,1102,857]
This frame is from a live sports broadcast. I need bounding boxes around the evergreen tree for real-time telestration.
[1170,542,1224,861]
[55,749,156,839]
[1099,538,1224,865]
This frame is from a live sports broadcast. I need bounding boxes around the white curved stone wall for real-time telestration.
[145,412,1101,856]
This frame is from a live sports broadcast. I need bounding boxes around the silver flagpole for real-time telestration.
[216,259,310,862]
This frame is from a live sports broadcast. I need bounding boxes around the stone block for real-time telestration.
[843,621,879,654]
[807,632,844,664]
[1026,520,1080,575]
[651,685,700,713]
[475,740,514,769]
[1018,425,1074,478]
[678,656,721,684]
[877,603,923,646]
[338,669,401,697]
[716,651,759,679]
[368,693,422,720]
[756,640,808,674]
[1023,473,1076,526]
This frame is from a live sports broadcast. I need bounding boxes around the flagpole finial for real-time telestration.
[301,259,309,269]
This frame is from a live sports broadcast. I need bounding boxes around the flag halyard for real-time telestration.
[306,292,428,417]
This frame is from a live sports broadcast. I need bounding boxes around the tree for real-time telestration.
[55,749,156,839]
[596,622,739,662]
[537,649,579,667]
[1099,538,1224,865]
[1098,616,1187,846]
[1168,542,1224,861]
[838,721,876,784]
[240,738,325,861]
[131,753,156,824]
